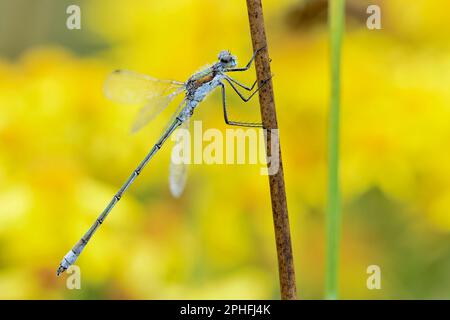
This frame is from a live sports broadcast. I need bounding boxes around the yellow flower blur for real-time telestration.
[0,0,449,299]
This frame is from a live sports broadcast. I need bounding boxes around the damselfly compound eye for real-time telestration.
[218,50,232,63]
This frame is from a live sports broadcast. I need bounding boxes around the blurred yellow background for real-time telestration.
[0,0,449,299]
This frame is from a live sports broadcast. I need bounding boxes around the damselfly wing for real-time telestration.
[169,116,190,198]
[104,69,189,197]
[103,69,185,132]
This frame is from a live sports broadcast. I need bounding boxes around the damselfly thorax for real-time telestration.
[57,48,270,276]
[186,66,223,102]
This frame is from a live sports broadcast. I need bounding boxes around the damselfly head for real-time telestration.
[218,50,237,68]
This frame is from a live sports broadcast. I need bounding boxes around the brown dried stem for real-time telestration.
[246,0,297,300]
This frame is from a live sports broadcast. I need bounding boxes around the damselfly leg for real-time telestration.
[226,77,258,91]
[225,46,266,72]
[220,83,262,128]
[225,76,272,102]
[220,73,273,128]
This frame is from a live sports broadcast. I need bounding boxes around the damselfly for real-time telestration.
[56,48,269,276]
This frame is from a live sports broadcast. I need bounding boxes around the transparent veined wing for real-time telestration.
[103,69,185,132]
[169,115,190,198]
[131,86,185,132]
[104,69,184,104]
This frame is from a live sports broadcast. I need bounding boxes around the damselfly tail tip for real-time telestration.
[57,250,78,276]
[56,265,66,276]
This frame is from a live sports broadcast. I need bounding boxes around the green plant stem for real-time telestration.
[325,0,345,300]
